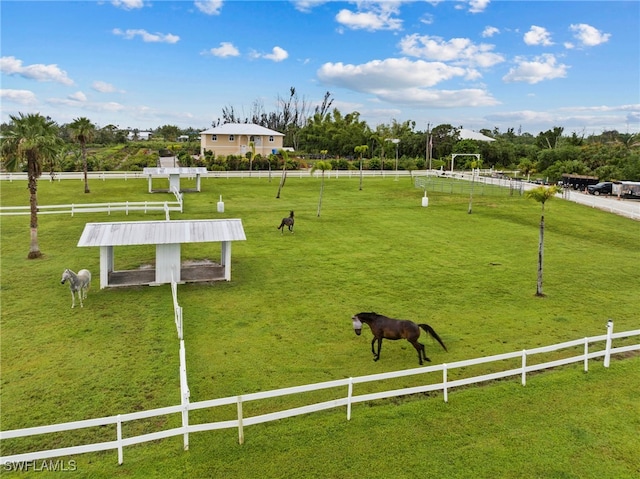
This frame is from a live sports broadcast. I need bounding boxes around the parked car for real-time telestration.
[587,182,613,196]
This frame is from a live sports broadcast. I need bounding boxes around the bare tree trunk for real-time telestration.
[317,173,325,217]
[536,213,545,296]
[276,167,287,198]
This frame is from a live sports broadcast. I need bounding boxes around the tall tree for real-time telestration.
[69,117,96,193]
[311,160,332,217]
[1,113,61,258]
[275,149,290,199]
[525,185,562,296]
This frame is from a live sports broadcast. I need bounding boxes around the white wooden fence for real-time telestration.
[0,188,183,219]
[1,315,638,466]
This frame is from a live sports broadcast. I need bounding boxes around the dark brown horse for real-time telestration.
[277,210,294,233]
[352,312,447,365]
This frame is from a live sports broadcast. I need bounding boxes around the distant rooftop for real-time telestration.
[459,129,495,142]
[200,123,284,137]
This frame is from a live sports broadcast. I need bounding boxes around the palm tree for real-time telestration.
[69,117,96,193]
[525,185,562,296]
[354,145,368,191]
[1,113,61,258]
[311,160,332,217]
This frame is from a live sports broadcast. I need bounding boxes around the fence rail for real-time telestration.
[1,320,638,466]
[0,188,183,218]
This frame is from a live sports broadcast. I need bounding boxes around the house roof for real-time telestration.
[459,129,496,142]
[77,219,246,247]
[200,123,284,137]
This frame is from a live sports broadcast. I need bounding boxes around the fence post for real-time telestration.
[237,396,244,445]
[604,320,613,368]
[179,341,189,450]
[584,339,589,372]
[117,414,123,465]
[442,364,448,403]
[521,350,527,386]
[71,204,75,217]
[346,377,353,421]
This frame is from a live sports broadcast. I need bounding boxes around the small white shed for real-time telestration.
[77,219,246,288]
[143,167,208,193]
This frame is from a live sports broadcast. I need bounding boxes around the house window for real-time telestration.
[269,136,274,142]
[229,135,235,141]
[211,135,217,141]
[249,136,255,142]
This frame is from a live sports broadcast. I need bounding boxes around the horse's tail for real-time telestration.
[277,220,284,230]
[419,324,448,352]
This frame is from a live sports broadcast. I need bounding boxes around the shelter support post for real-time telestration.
[99,246,114,289]
[156,243,181,285]
[221,241,232,281]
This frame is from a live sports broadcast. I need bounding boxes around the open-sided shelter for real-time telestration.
[143,167,208,193]
[77,219,246,288]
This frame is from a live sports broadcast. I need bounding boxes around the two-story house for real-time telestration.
[200,123,284,158]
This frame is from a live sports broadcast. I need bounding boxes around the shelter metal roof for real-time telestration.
[78,219,246,247]
[459,129,496,142]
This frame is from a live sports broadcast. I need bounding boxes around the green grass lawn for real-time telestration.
[1,175,639,478]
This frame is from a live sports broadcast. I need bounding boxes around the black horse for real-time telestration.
[352,312,447,365]
[277,211,294,233]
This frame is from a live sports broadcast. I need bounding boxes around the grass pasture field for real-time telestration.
[1,175,639,478]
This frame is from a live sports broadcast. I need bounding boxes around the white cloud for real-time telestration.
[47,97,127,113]
[207,42,240,58]
[316,57,499,108]
[0,56,74,85]
[482,26,499,38]
[335,4,402,31]
[112,28,179,44]
[468,0,491,14]
[569,24,611,47]
[524,25,553,46]
[292,0,327,13]
[195,0,223,16]
[503,54,568,84]
[375,87,499,108]
[399,34,505,68]
[262,46,289,62]
[318,58,467,90]
[111,0,144,10]
[92,81,121,93]
[68,91,87,102]
[0,89,37,105]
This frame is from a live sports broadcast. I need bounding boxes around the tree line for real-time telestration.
[2,109,638,185]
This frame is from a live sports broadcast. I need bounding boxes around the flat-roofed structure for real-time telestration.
[78,219,246,288]
[143,167,208,193]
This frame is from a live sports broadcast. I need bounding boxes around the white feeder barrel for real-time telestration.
[422,196,429,207]
[217,195,224,213]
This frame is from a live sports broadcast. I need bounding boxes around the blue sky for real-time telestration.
[1,1,638,135]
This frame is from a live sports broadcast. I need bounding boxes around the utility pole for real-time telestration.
[426,122,432,171]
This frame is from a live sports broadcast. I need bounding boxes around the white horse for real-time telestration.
[61,269,92,308]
